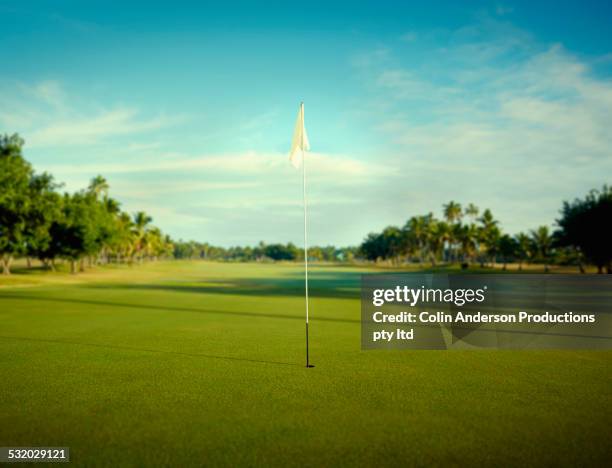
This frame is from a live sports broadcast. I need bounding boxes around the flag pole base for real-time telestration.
[306,364,315,368]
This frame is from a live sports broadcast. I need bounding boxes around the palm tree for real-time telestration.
[405,215,433,265]
[443,201,462,262]
[88,175,109,199]
[478,209,499,267]
[464,203,479,222]
[428,220,450,266]
[96,197,122,264]
[515,232,532,270]
[530,226,553,272]
[132,211,153,263]
[443,201,462,224]
[457,223,478,266]
[116,212,134,263]
[162,234,174,259]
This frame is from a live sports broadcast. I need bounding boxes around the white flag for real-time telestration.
[289,102,310,168]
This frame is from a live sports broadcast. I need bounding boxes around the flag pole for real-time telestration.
[301,102,313,368]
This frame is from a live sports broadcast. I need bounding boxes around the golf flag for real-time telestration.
[289,102,310,168]
[289,102,314,368]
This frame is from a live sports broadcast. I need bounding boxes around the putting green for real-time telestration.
[1,261,610,466]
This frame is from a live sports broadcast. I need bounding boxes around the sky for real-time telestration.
[1,1,611,247]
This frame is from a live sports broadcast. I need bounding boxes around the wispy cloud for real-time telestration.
[351,17,612,234]
[29,107,182,146]
[19,81,66,110]
[40,151,392,184]
[3,13,611,246]
[0,81,184,147]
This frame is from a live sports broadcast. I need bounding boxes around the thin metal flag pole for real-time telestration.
[301,102,313,368]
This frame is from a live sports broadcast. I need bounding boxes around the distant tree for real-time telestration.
[498,234,518,270]
[442,201,462,262]
[457,222,478,266]
[515,232,532,270]
[0,134,30,274]
[319,245,338,262]
[25,173,62,269]
[264,243,297,261]
[51,193,102,273]
[48,194,84,274]
[381,226,404,263]
[114,212,134,262]
[97,196,121,264]
[555,186,612,273]
[88,175,109,199]
[132,211,153,262]
[360,225,410,263]
[427,220,449,266]
[338,246,357,262]
[477,209,500,267]
[464,203,479,222]
[404,215,434,264]
[443,201,462,223]
[530,226,553,272]
[360,232,387,261]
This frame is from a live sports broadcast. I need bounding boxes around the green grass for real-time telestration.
[1,261,610,467]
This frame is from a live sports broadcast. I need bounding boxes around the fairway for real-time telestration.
[1,261,610,466]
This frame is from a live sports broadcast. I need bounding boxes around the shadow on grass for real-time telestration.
[0,334,300,367]
[0,294,360,324]
[84,270,369,300]
[81,267,513,300]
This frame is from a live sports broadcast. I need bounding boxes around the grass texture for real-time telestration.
[1,261,610,466]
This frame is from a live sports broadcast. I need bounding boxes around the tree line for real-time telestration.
[173,240,358,263]
[359,191,612,273]
[2,132,610,274]
[1,134,173,274]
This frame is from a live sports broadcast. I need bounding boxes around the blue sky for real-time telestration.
[1,1,611,246]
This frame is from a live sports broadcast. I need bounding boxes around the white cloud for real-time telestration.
[39,150,391,182]
[28,107,181,147]
[355,19,612,234]
[21,80,66,110]
[0,81,184,147]
[4,16,611,247]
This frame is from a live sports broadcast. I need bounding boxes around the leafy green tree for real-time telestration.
[360,232,388,261]
[498,234,518,270]
[0,134,31,274]
[264,243,297,261]
[381,226,404,263]
[48,194,83,274]
[52,193,102,273]
[25,173,62,269]
[555,186,612,273]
